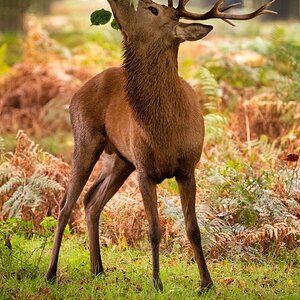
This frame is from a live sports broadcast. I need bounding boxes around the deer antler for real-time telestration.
[176,0,277,26]
[177,0,190,9]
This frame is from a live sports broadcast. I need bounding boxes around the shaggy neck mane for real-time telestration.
[123,39,187,139]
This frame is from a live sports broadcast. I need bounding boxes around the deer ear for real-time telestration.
[173,23,213,42]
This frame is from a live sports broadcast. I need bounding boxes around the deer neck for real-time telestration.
[123,40,187,139]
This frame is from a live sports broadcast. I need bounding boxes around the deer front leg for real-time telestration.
[138,174,163,291]
[84,155,135,275]
[176,174,213,291]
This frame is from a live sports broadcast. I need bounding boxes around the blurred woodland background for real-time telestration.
[0,0,299,262]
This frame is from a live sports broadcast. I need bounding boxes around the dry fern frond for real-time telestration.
[0,131,73,226]
[102,195,147,247]
[0,49,93,134]
[240,222,299,250]
[232,93,300,141]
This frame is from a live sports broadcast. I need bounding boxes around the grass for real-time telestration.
[0,234,299,300]
[38,132,74,163]
[0,32,23,66]
[1,132,74,163]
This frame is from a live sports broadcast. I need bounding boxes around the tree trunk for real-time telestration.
[0,0,32,33]
[287,0,300,19]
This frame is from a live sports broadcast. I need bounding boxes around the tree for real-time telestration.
[0,0,32,33]
[263,0,300,20]
[0,0,56,33]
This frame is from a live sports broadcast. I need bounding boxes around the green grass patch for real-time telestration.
[0,33,23,66]
[1,132,74,163]
[0,234,299,299]
[39,132,74,163]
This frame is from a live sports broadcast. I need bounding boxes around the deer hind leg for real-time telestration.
[138,174,163,291]
[176,174,213,291]
[46,132,105,282]
[84,154,135,275]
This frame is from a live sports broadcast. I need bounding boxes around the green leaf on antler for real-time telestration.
[111,19,120,30]
[90,9,112,26]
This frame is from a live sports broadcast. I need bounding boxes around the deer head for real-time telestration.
[107,0,276,45]
[108,0,213,46]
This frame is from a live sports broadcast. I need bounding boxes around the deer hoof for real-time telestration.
[196,282,215,295]
[91,270,105,278]
[45,272,56,284]
[153,278,163,292]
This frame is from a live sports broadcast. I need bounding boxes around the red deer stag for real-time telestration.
[46,0,276,291]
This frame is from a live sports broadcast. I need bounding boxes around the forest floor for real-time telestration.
[0,233,299,300]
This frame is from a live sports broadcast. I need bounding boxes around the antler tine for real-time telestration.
[219,2,241,12]
[177,0,190,10]
[177,0,277,26]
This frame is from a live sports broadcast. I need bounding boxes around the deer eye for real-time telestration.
[148,6,159,16]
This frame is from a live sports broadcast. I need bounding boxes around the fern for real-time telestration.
[243,222,300,248]
[0,131,69,224]
[3,186,25,218]
[204,114,228,145]
[0,164,21,186]
[162,197,184,229]
[194,67,221,112]
[232,223,247,235]
[1,172,63,219]
[249,136,281,163]
[255,191,295,223]
[0,175,24,196]
[0,137,5,156]
[27,173,62,192]
[269,27,300,102]
[276,164,300,198]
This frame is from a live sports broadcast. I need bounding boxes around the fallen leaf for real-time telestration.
[38,287,50,295]
[221,277,234,285]
[135,284,142,292]
[288,280,294,286]
[281,154,299,162]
